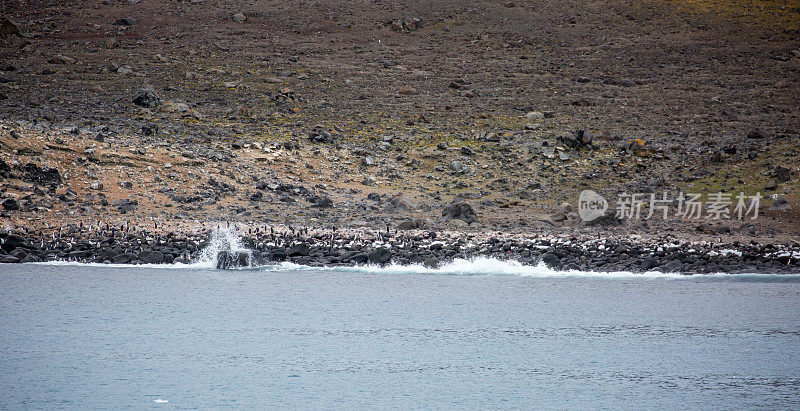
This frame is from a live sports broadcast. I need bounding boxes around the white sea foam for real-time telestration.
[31,257,800,281]
[196,224,253,268]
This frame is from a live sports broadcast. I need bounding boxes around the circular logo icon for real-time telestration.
[578,190,608,222]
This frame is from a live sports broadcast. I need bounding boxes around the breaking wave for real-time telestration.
[35,257,800,282]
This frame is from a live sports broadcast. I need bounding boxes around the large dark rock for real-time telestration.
[139,250,165,264]
[112,253,137,264]
[216,251,251,269]
[0,17,21,37]
[769,197,791,211]
[0,254,21,263]
[423,256,440,269]
[132,88,161,108]
[114,18,136,26]
[2,198,19,211]
[310,195,333,208]
[0,160,11,178]
[368,248,392,265]
[21,253,42,263]
[1,234,33,252]
[774,166,791,182]
[541,253,560,268]
[442,201,477,225]
[580,209,624,226]
[112,198,138,213]
[19,163,61,186]
[289,243,310,257]
[308,127,337,143]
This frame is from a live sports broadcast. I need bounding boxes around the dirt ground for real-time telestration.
[1,0,798,241]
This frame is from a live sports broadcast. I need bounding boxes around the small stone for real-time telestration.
[362,176,376,186]
[114,18,136,26]
[524,111,544,120]
[362,156,376,166]
[399,85,418,95]
[774,166,791,182]
[48,54,75,65]
[769,197,791,211]
[1,17,21,37]
[232,13,246,23]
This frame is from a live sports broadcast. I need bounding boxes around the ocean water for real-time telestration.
[1,261,800,409]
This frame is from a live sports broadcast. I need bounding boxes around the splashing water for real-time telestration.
[196,224,253,268]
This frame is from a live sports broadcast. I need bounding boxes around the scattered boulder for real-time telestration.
[289,243,310,257]
[114,18,136,26]
[423,257,440,268]
[774,166,791,182]
[216,251,250,269]
[308,126,336,143]
[112,198,138,213]
[232,13,246,23]
[139,251,165,264]
[132,88,161,108]
[19,163,62,186]
[769,197,791,211]
[559,130,592,148]
[2,198,19,211]
[397,219,424,230]
[0,160,11,177]
[399,85,419,95]
[48,54,75,65]
[112,253,137,264]
[390,18,422,32]
[362,176,376,186]
[442,201,477,225]
[309,195,333,208]
[0,255,21,263]
[580,209,625,226]
[362,156,376,166]
[0,17,21,37]
[368,247,392,265]
[747,129,766,139]
[524,111,544,120]
[541,253,560,269]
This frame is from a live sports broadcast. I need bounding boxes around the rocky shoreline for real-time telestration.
[2,225,798,274]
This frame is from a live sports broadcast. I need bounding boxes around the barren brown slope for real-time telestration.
[0,0,798,238]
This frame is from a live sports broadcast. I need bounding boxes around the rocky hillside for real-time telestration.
[0,0,798,240]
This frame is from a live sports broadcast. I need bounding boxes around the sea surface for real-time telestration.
[1,261,800,409]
